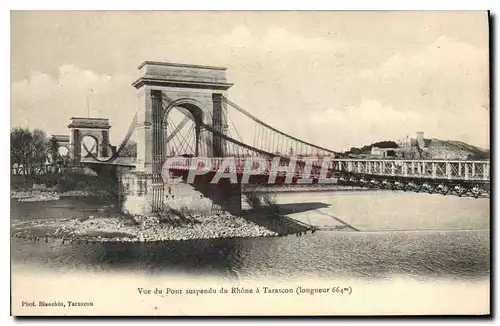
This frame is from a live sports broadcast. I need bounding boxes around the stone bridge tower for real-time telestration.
[121,61,240,216]
[50,134,70,154]
[132,61,233,173]
[68,117,111,161]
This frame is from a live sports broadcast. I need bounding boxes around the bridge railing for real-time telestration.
[166,157,322,174]
[165,157,490,182]
[329,159,490,181]
[11,163,59,176]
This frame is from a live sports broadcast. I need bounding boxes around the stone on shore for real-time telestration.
[12,209,279,243]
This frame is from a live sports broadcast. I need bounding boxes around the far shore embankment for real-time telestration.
[11,182,371,202]
[243,184,370,193]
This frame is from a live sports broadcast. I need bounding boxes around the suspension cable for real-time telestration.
[223,97,337,155]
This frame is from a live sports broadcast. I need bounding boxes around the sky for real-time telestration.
[10,11,490,151]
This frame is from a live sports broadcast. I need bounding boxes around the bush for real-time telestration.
[56,171,92,192]
[261,192,276,206]
[51,170,119,204]
[261,192,280,215]
[244,191,262,209]
[146,202,197,226]
[10,175,32,190]
[243,191,282,217]
[32,172,60,188]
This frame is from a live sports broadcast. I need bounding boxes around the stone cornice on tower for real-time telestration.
[68,117,111,130]
[132,61,233,90]
[137,61,228,71]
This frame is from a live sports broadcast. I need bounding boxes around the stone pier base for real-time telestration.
[118,171,153,216]
[119,170,242,216]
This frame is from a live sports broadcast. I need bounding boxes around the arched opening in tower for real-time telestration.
[81,135,99,158]
[58,146,69,157]
[165,106,198,158]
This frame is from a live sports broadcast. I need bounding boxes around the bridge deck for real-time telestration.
[160,157,490,182]
[80,157,490,182]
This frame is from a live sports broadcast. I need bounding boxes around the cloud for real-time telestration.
[305,99,424,150]
[10,28,489,154]
[356,36,488,112]
[220,33,488,150]
[343,36,489,148]
[217,26,341,54]
[215,29,488,150]
[381,36,487,75]
[213,26,345,81]
[11,65,137,143]
[58,65,113,89]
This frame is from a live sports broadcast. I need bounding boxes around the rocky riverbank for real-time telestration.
[11,190,89,201]
[10,185,315,243]
[11,210,280,243]
[243,184,370,193]
[11,188,111,201]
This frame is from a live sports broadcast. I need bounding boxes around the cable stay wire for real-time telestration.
[165,114,191,144]
[222,97,338,155]
[160,94,334,168]
[80,111,138,163]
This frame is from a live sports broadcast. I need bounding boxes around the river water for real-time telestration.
[11,190,490,281]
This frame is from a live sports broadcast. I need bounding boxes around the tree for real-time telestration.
[348,147,362,155]
[47,136,72,172]
[11,127,50,175]
[371,141,399,149]
[48,136,60,163]
[119,141,137,157]
[344,140,399,156]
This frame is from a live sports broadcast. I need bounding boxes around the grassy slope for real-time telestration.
[427,139,490,159]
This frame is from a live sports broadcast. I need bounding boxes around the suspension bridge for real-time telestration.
[52,61,489,214]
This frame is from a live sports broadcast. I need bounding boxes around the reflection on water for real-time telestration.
[11,191,490,281]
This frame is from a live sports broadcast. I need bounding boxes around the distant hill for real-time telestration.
[344,139,489,160]
[425,139,490,160]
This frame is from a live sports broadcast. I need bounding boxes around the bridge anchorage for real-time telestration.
[61,61,489,216]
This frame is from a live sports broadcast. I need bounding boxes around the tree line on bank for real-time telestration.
[344,141,399,155]
[10,127,137,176]
[11,127,61,175]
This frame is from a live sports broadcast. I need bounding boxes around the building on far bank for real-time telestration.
[370,147,396,158]
[368,132,428,159]
[393,131,428,159]
[398,131,426,149]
